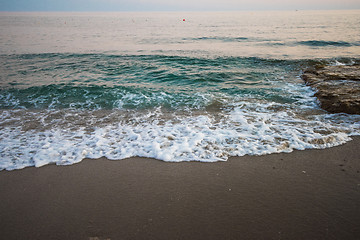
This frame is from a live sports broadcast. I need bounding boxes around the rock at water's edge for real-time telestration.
[301,65,360,114]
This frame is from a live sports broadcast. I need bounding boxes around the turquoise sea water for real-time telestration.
[1,11,360,170]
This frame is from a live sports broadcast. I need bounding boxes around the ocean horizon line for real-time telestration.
[1,9,360,13]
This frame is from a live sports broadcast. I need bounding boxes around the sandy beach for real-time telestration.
[0,137,359,240]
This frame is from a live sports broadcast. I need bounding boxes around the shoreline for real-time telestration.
[0,137,359,240]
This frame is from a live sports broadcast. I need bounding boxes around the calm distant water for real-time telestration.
[1,11,360,170]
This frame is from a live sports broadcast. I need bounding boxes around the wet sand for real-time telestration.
[0,137,359,240]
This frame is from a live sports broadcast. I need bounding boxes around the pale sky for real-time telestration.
[1,0,360,11]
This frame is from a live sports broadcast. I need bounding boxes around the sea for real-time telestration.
[1,10,360,170]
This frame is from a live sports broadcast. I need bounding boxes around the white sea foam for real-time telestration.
[1,99,359,170]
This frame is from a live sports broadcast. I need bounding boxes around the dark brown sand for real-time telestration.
[1,137,360,240]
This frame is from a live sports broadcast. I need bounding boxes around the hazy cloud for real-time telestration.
[1,0,360,11]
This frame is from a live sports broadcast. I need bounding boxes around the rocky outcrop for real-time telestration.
[301,65,360,114]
